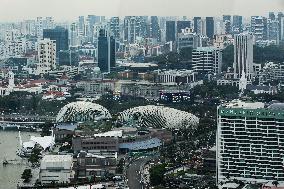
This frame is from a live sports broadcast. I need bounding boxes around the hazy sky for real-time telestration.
[0,0,284,21]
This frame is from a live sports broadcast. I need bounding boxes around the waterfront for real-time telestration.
[0,131,39,189]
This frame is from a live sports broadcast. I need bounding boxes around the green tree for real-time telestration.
[28,146,42,165]
[21,169,32,183]
[40,122,53,137]
[149,164,167,186]
[179,47,192,61]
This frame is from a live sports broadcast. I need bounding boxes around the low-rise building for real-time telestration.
[40,155,74,185]
[74,151,117,179]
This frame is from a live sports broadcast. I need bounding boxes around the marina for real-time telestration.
[0,131,40,189]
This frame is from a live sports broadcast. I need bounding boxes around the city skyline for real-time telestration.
[0,0,283,21]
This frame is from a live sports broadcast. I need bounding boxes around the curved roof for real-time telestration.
[118,105,199,129]
[268,103,284,110]
[56,101,111,123]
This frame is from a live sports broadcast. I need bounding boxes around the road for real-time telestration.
[126,157,151,189]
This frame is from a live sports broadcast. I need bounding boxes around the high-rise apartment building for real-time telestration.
[78,16,85,36]
[217,100,284,185]
[267,19,279,44]
[251,16,268,41]
[98,29,115,73]
[37,38,56,74]
[70,23,78,47]
[110,17,120,40]
[233,33,254,80]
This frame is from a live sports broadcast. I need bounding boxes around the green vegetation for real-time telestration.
[149,163,167,186]
[116,158,125,174]
[222,44,284,71]
[0,91,73,116]
[145,47,192,64]
[21,169,32,183]
[40,122,53,136]
[28,145,42,166]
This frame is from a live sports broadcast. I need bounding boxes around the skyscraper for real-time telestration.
[37,38,56,74]
[233,33,254,80]
[43,26,69,55]
[192,47,222,75]
[205,17,214,39]
[217,100,284,185]
[98,29,115,73]
[166,21,176,42]
[70,23,78,47]
[267,19,279,44]
[251,16,268,41]
[78,16,85,36]
[269,12,276,20]
[232,15,243,34]
[278,13,284,41]
[124,16,147,43]
[150,16,161,42]
[222,15,231,22]
[177,21,191,33]
[110,17,120,40]
[193,17,201,34]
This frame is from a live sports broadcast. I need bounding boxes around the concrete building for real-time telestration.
[251,16,268,41]
[40,155,74,185]
[259,62,284,84]
[213,34,234,49]
[193,17,201,34]
[43,26,69,55]
[110,17,120,40]
[166,21,176,42]
[37,38,56,75]
[177,28,200,51]
[74,151,117,179]
[217,100,284,186]
[232,15,243,34]
[205,17,215,39]
[97,29,115,73]
[157,69,198,83]
[233,33,254,80]
[267,19,279,44]
[192,47,222,75]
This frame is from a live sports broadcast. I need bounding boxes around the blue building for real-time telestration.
[166,21,176,42]
[43,26,69,55]
[98,29,116,73]
[205,17,214,39]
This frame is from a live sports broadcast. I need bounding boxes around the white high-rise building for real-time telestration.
[217,100,284,186]
[251,16,267,41]
[192,46,222,75]
[233,33,254,80]
[37,38,56,75]
[70,22,78,47]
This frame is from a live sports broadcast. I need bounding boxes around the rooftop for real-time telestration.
[221,99,265,109]
[94,130,123,138]
[42,155,73,163]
